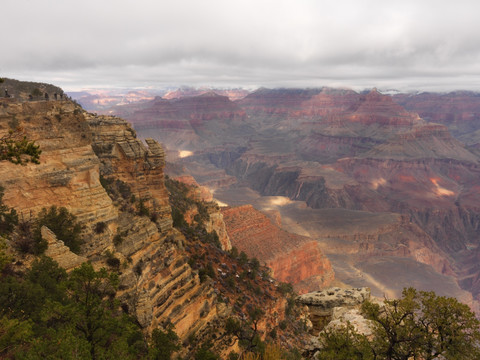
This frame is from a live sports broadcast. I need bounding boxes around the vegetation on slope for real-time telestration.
[166,176,305,359]
[318,287,480,360]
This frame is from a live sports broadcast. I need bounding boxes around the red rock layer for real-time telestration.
[222,205,334,293]
[130,93,246,130]
[393,91,480,131]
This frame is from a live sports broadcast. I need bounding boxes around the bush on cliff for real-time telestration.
[318,287,480,360]
[0,186,17,236]
[0,258,146,359]
[34,206,83,254]
[0,128,41,165]
[149,323,180,360]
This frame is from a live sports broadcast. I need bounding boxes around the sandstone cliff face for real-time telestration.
[0,100,117,225]
[86,114,173,233]
[113,212,221,337]
[222,205,334,293]
[0,99,224,345]
[173,175,232,251]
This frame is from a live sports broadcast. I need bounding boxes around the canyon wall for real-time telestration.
[0,100,117,225]
[0,96,309,356]
[108,87,480,305]
[0,99,223,344]
[222,204,334,293]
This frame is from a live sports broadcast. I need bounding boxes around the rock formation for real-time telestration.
[0,100,117,225]
[0,92,311,357]
[222,204,334,293]
[42,225,87,271]
[0,99,224,341]
[173,175,232,251]
[297,287,370,333]
[112,87,480,309]
[86,114,172,232]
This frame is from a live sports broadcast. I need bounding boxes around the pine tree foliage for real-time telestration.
[318,287,480,360]
[0,129,41,165]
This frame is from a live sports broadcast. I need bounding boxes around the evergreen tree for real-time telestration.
[319,287,480,360]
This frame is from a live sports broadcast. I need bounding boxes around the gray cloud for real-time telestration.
[3,0,480,92]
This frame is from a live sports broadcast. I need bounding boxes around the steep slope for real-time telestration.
[159,88,480,306]
[222,205,334,293]
[0,100,117,225]
[0,93,310,357]
[0,99,221,339]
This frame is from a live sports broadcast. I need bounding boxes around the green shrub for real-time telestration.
[34,206,82,254]
[113,234,124,246]
[199,264,216,283]
[95,221,107,234]
[0,186,18,236]
[0,130,41,165]
[149,324,180,360]
[13,218,38,254]
[137,198,150,217]
[239,251,248,265]
[195,343,220,360]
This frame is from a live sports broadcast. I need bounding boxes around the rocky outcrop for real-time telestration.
[113,212,222,336]
[174,175,232,251]
[42,226,87,271]
[86,114,172,232]
[0,100,117,225]
[297,287,370,332]
[222,205,334,293]
[297,287,371,310]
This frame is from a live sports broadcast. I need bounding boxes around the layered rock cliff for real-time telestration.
[222,205,334,293]
[0,100,117,225]
[0,99,223,341]
[0,94,310,357]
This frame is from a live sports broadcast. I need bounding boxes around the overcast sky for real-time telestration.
[3,0,480,92]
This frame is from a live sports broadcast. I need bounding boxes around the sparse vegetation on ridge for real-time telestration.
[318,287,480,360]
[0,128,41,165]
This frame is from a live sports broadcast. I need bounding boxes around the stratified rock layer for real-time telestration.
[222,205,334,293]
[0,100,223,345]
[42,226,87,271]
[86,114,172,232]
[0,101,117,225]
[297,287,371,333]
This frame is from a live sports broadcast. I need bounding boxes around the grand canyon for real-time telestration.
[103,87,480,312]
[2,78,480,358]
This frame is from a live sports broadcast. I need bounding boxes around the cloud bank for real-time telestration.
[3,0,480,91]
